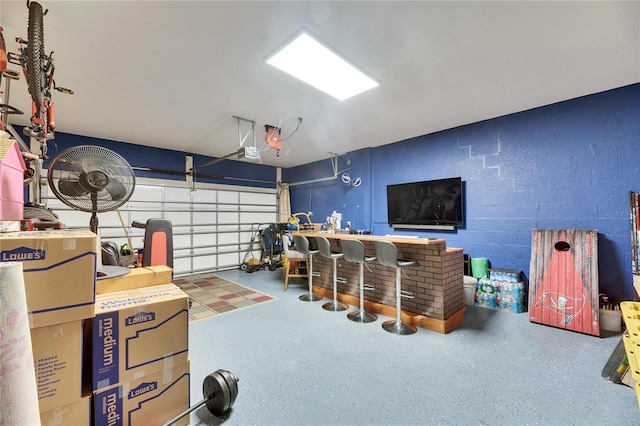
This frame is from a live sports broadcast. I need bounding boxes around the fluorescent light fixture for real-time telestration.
[266,30,379,101]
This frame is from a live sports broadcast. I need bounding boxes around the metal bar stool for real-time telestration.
[341,239,378,323]
[316,236,348,312]
[293,235,322,302]
[374,240,419,335]
[282,237,309,292]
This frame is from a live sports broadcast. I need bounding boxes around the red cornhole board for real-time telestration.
[529,229,599,336]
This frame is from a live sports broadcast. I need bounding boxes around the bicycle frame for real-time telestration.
[7,1,72,156]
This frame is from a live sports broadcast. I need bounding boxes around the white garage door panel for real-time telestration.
[192,233,217,247]
[192,211,218,224]
[127,201,164,214]
[218,191,239,203]
[93,211,124,228]
[40,176,277,276]
[217,252,240,266]
[218,212,240,223]
[241,213,276,224]
[172,234,193,249]
[193,255,218,271]
[131,185,163,202]
[164,186,192,202]
[163,210,192,226]
[173,257,192,272]
[240,192,272,204]
[191,190,216,203]
[218,233,241,245]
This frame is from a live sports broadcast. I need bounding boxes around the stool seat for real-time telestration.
[316,236,348,312]
[375,240,419,335]
[341,239,378,323]
[293,235,322,302]
[282,239,309,292]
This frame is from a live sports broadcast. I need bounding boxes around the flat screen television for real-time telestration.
[387,177,464,230]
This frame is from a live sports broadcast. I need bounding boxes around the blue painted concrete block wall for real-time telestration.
[285,83,640,302]
[32,131,276,188]
[286,148,373,231]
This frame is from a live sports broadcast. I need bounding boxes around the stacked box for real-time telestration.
[9,230,99,416]
[30,320,87,413]
[0,229,97,328]
[92,276,191,425]
[92,283,189,391]
[93,361,190,426]
[96,265,173,294]
[40,395,92,426]
[475,269,526,313]
[8,228,189,421]
[492,268,526,313]
[476,278,499,309]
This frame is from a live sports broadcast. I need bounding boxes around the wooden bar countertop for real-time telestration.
[294,230,448,248]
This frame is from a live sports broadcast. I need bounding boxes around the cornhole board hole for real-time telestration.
[529,229,599,336]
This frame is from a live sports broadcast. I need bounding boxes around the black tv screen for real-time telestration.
[387,177,464,230]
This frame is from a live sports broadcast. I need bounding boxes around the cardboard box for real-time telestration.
[97,265,173,294]
[92,284,189,391]
[0,139,26,220]
[0,229,97,328]
[40,395,91,426]
[31,320,85,413]
[93,361,190,426]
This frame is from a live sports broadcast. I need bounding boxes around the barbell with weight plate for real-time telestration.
[163,369,239,426]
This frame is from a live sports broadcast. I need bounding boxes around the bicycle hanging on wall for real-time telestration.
[5,1,73,202]
[9,1,73,150]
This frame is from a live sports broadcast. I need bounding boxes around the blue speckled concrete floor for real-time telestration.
[187,268,638,425]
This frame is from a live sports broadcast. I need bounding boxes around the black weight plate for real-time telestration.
[217,369,239,407]
[203,370,238,416]
[202,372,221,400]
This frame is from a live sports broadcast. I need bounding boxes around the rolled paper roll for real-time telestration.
[0,262,41,425]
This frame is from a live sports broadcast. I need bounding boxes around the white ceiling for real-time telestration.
[1,1,638,168]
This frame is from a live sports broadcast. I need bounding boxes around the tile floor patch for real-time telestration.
[176,273,277,322]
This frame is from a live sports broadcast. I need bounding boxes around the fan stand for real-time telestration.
[90,193,99,234]
[91,193,130,280]
[46,145,137,281]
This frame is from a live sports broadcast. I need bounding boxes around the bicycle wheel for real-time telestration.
[26,1,45,109]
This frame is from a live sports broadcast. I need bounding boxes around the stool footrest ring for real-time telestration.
[400,290,415,299]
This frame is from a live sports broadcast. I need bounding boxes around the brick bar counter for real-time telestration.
[296,232,464,333]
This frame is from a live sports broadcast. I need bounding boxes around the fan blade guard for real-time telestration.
[47,145,136,213]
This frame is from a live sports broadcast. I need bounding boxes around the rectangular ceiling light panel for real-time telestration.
[266,31,379,101]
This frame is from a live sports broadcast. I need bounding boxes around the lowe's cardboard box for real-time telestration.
[40,395,91,426]
[0,229,97,328]
[31,320,86,413]
[92,283,189,391]
[97,265,173,294]
[93,361,190,426]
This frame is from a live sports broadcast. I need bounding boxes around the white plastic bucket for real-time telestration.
[599,308,621,332]
[463,276,477,305]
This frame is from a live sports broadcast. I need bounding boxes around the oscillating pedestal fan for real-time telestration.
[47,145,136,278]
